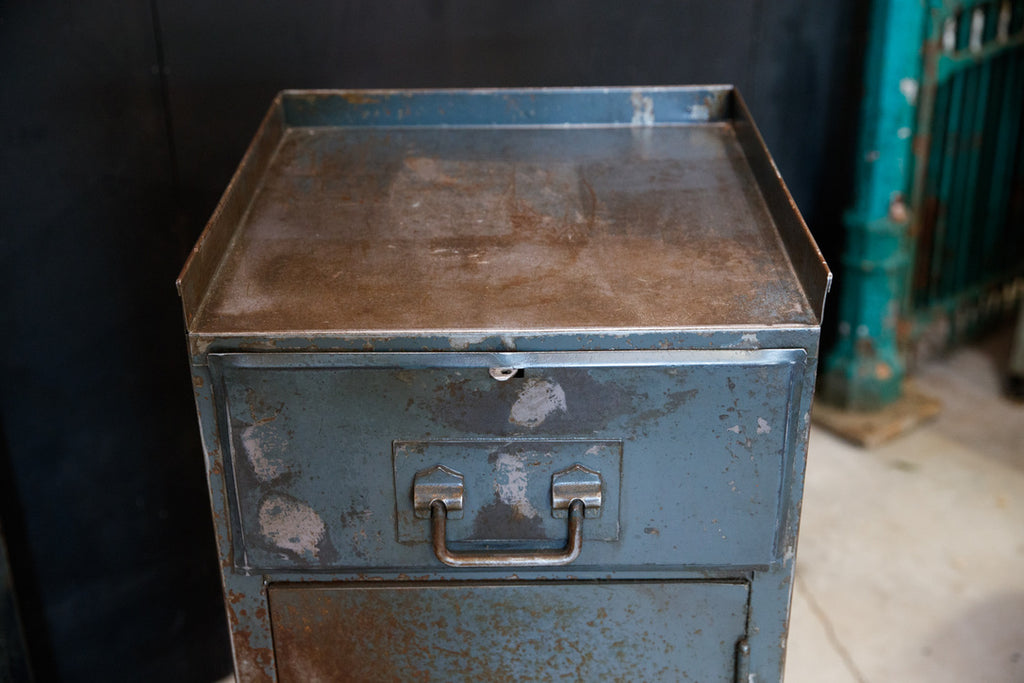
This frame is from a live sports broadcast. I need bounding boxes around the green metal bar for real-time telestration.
[943,67,968,301]
[953,57,987,300]
[979,51,1011,279]
[909,2,953,309]
[1002,46,1023,269]
[917,69,951,305]
[822,0,927,410]
[1008,51,1024,270]
[934,72,964,300]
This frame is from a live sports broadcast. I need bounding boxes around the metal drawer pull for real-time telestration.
[413,464,602,568]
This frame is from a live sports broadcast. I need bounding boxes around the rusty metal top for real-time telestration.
[178,87,829,337]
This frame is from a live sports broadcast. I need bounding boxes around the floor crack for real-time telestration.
[797,575,871,683]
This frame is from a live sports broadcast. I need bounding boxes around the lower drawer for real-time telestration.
[268,580,749,682]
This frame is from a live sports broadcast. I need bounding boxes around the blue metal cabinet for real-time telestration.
[178,87,829,682]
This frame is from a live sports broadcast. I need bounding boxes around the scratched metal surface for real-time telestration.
[269,580,748,682]
[190,96,815,335]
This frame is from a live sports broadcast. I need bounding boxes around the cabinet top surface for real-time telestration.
[180,88,828,337]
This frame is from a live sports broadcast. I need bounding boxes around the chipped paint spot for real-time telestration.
[899,77,918,105]
[193,337,213,355]
[757,417,772,435]
[630,90,655,125]
[240,424,288,482]
[492,453,540,519]
[448,334,490,350]
[688,104,710,121]
[728,425,742,434]
[258,495,326,557]
[727,332,760,348]
[509,379,567,427]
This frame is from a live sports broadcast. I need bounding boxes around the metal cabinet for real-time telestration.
[178,87,830,682]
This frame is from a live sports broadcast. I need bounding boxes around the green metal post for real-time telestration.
[822,0,928,410]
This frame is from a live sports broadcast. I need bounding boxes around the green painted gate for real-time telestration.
[823,0,1024,410]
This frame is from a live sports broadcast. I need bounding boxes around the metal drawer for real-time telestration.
[268,580,749,682]
[211,349,806,573]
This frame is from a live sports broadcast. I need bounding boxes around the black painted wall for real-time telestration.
[0,2,864,680]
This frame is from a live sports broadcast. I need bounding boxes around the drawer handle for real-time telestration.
[413,464,602,568]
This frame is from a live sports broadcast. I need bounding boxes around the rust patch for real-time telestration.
[193,125,817,335]
[267,581,738,681]
[225,598,275,682]
[245,388,283,425]
[233,628,274,683]
[341,92,380,105]
[875,362,894,381]
[239,338,278,351]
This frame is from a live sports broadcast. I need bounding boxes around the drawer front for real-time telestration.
[268,580,749,682]
[210,350,805,571]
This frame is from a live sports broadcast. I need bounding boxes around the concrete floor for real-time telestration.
[214,330,1024,682]
[787,330,1024,682]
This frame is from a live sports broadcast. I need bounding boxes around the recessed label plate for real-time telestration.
[393,439,622,544]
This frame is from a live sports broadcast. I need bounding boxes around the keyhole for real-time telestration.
[489,367,524,381]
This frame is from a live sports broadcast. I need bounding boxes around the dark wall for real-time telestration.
[0,2,230,681]
[158,0,863,249]
[0,2,862,680]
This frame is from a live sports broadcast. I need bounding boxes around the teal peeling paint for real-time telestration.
[823,0,928,410]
